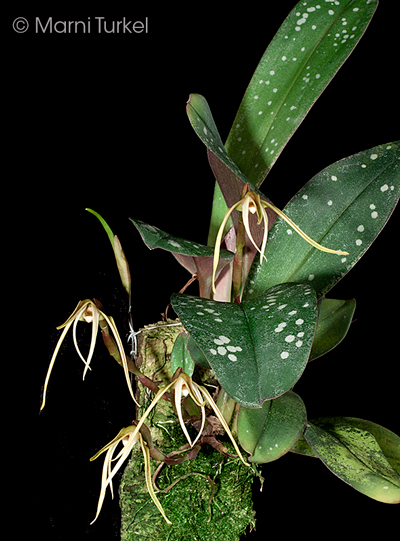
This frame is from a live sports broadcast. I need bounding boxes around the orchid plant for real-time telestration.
[41,1,399,539]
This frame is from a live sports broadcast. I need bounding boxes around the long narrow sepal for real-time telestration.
[140,433,172,524]
[100,313,139,407]
[262,201,348,256]
[40,320,74,410]
[197,384,250,467]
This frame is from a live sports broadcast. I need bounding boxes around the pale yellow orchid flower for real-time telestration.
[41,299,138,409]
[117,372,250,464]
[212,186,348,293]
[90,425,172,525]
[90,371,250,524]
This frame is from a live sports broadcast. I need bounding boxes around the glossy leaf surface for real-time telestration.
[244,142,400,300]
[309,297,356,361]
[225,0,378,188]
[304,417,400,503]
[171,283,317,408]
[238,391,306,463]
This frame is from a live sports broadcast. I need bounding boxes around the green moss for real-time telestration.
[120,432,255,541]
[119,321,256,540]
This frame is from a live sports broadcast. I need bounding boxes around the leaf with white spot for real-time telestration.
[186,94,276,240]
[186,93,263,207]
[130,218,234,298]
[225,0,379,188]
[237,391,307,464]
[171,283,317,408]
[304,417,400,504]
[310,297,356,361]
[186,94,278,276]
[244,142,400,300]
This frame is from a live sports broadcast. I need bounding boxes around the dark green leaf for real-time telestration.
[309,298,356,361]
[244,142,400,300]
[304,417,400,503]
[186,335,210,369]
[237,391,306,463]
[225,0,379,188]
[130,217,232,260]
[171,283,317,408]
[186,94,258,209]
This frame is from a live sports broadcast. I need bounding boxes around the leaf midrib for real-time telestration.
[239,303,262,404]
[327,429,400,487]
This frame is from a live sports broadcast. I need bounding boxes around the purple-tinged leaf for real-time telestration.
[130,218,234,298]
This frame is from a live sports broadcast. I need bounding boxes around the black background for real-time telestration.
[8,3,399,540]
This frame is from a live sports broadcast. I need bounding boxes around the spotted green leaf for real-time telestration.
[225,0,378,188]
[186,93,278,276]
[130,218,234,298]
[304,417,400,504]
[244,142,400,300]
[170,332,195,377]
[237,391,307,463]
[186,93,260,208]
[310,297,356,361]
[171,282,317,408]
